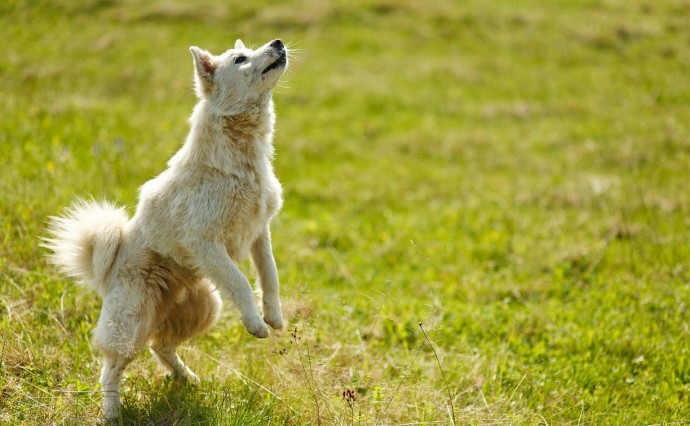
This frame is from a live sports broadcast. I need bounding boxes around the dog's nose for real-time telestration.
[270,39,284,50]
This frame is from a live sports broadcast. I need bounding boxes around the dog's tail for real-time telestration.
[44,199,129,296]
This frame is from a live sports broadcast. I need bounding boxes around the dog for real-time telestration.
[44,38,289,420]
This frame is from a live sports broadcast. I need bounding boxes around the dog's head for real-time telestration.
[189,39,288,114]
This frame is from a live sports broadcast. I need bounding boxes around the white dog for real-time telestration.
[44,38,288,420]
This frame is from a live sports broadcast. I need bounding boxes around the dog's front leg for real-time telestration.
[250,226,285,330]
[189,240,269,338]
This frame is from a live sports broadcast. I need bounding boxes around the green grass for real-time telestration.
[2,0,690,424]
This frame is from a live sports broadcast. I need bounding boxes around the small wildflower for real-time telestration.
[289,327,300,343]
[342,388,356,409]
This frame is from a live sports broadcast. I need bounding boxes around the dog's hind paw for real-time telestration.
[173,368,200,385]
[103,399,122,423]
[187,372,201,385]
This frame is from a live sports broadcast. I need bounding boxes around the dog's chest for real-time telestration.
[220,165,282,258]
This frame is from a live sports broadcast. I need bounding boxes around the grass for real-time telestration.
[1,0,690,424]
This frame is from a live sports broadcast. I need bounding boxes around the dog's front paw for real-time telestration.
[243,316,270,338]
[263,298,284,330]
[263,310,285,330]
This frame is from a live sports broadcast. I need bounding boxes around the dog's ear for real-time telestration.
[234,39,245,50]
[189,46,216,98]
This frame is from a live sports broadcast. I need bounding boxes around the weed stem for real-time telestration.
[419,322,456,426]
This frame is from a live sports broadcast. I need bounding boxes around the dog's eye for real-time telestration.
[235,55,248,64]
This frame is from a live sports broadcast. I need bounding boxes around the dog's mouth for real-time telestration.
[262,51,287,75]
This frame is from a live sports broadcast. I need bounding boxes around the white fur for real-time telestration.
[44,38,289,420]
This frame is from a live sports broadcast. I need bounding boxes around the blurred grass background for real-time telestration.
[1,0,690,424]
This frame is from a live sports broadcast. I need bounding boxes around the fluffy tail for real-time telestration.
[44,199,129,296]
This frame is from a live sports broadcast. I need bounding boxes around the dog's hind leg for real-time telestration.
[101,354,132,421]
[93,285,157,421]
[250,227,284,330]
[150,280,221,383]
[150,342,200,384]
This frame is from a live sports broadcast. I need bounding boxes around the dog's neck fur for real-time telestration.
[169,96,276,173]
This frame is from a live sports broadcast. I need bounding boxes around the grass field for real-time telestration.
[2,0,690,424]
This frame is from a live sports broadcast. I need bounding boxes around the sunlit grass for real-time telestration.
[1,0,689,424]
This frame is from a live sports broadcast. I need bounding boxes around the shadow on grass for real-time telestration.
[114,380,279,426]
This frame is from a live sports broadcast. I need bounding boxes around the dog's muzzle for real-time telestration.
[262,39,287,75]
